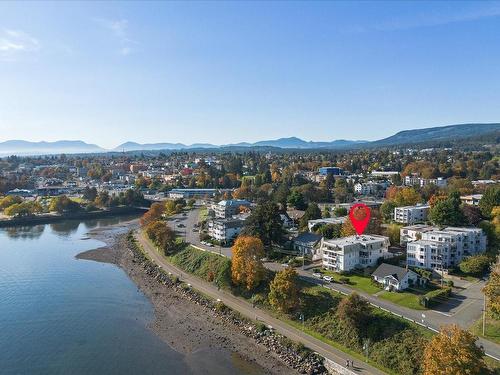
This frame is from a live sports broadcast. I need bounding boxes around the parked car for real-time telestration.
[323,276,333,283]
[312,273,322,279]
[177,223,185,228]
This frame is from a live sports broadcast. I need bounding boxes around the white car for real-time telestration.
[323,276,333,283]
[312,273,322,279]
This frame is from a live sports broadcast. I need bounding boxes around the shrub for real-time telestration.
[339,276,349,284]
[420,287,452,307]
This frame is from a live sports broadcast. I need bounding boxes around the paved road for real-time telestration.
[168,207,500,360]
[264,262,500,360]
[136,230,385,375]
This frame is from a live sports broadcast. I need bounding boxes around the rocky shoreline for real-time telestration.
[77,223,329,375]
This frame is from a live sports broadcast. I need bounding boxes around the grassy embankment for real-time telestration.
[145,233,500,375]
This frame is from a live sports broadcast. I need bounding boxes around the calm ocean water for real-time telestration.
[0,218,264,375]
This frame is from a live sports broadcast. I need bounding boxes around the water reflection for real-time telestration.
[4,224,45,240]
[50,220,82,236]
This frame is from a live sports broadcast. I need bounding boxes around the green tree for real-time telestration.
[380,201,396,222]
[459,255,491,276]
[479,186,500,218]
[333,206,348,217]
[316,223,342,239]
[299,203,322,230]
[268,268,300,313]
[429,192,465,226]
[483,256,500,319]
[336,293,371,333]
[0,195,23,210]
[49,195,81,213]
[242,202,284,250]
[385,223,402,246]
[287,190,306,210]
[4,201,42,217]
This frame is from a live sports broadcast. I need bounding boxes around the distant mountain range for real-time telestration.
[1,123,499,156]
[0,140,105,156]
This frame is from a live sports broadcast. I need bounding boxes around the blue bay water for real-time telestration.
[0,218,263,375]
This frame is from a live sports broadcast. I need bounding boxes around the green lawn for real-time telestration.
[319,270,382,294]
[470,317,500,345]
[378,290,427,310]
[198,207,208,222]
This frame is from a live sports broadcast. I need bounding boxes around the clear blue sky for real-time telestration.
[1,1,500,148]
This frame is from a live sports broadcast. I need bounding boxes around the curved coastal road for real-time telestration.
[136,231,385,375]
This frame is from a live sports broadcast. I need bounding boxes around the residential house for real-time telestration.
[291,232,322,257]
[372,263,420,291]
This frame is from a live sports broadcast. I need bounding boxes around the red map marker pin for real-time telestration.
[348,203,371,236]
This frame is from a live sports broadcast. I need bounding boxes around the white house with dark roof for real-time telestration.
[292,232,322,257]
[372,263,419,291]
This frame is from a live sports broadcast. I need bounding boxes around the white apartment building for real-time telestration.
[394,204,430,224]
[207,218,245,245]
[320,234,391,272]
[400,224,435,245]
[354,181,388,196]
[404,175,447,187]
[213,199,251,218]
[407,240,452,270]
[405,226,487,270]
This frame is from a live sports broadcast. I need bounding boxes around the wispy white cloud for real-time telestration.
[0,29,40,60]
[95,18,136,56]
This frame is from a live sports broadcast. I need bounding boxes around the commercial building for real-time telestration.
[394,204,430,224]
[320,234,391,272]
[318,167,343,176]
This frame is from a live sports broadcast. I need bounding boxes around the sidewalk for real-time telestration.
[136,231,386,375]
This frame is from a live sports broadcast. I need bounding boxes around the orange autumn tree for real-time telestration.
[140,202,166,227]
[423,324,487,375]
[231,235,265,290]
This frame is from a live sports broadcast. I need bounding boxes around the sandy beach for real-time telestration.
[76,220,311,375]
